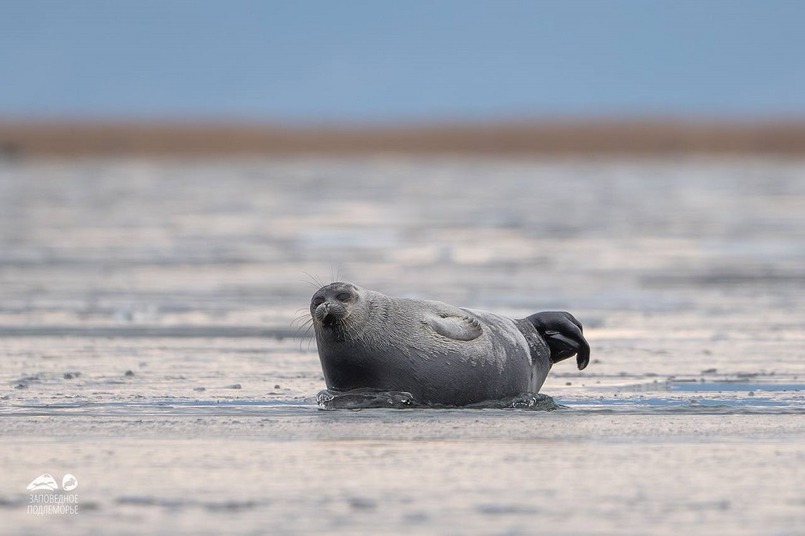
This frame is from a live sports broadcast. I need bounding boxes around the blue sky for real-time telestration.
[1,0,804,122]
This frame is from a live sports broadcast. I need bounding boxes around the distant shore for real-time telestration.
[2,118,805,158]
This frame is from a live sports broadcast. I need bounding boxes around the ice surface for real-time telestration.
[1,156,803,535]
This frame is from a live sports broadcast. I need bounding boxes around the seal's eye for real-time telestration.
[336,292,351,302]
[312,297,325,307]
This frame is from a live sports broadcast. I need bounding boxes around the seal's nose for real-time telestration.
[314,302,331,321]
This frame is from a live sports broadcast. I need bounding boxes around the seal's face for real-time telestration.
[310,282,362,337]
[311,282,379,391]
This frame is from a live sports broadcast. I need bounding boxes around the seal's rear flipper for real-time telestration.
[525,311,590,370]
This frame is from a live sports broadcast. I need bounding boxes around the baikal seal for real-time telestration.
[310,282,590,407]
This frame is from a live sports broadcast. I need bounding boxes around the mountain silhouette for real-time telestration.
[27,473,58,491]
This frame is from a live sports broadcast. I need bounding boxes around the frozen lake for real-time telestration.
[1,156,803,535]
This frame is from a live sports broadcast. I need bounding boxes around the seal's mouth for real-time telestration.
[314,302,348,326]
[313,302,354,341]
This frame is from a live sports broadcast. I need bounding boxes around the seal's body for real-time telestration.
[311,282,590,406]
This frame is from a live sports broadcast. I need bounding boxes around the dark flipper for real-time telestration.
[525,311,590,370]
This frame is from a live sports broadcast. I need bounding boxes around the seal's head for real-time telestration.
[310,282,367,340]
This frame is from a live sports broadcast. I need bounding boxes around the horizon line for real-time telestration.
[3,117,805,157]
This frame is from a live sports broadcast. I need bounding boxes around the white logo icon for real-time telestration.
[26,472,81,516]
[27,474,59,492]
[26,473,79,492]
[62,474,79,491]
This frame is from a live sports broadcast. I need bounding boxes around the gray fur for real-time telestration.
[310,282,583,406]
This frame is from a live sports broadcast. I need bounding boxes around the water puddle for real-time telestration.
[561,379,805,414]
[315,389,560,411]
[669,381,804,393]
[0,399,318,417]
[2,381,801,416]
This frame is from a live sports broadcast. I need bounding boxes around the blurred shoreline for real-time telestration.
[2,118,805,158]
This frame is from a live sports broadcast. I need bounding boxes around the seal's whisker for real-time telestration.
[291,311,312,328]
[301,271,324,289]
[341,316,362,342]
[329,263,346,284]
[292,317,315,351]
[292,321,313,334]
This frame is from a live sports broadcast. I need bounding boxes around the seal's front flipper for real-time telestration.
[423,312,483,341]
[525,311,590,370]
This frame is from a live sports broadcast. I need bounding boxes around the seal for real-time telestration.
[310,282,590,406]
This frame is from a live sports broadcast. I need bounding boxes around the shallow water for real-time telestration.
[1,156,804,535]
